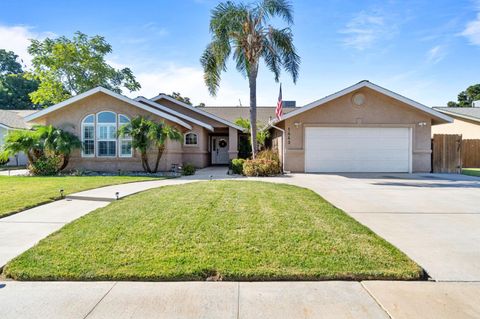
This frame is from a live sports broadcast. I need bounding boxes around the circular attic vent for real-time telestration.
[352,93,366,106]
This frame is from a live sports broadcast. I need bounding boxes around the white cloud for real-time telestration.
[129,64,248,106]
[461,13,480,45]
[0,24,54,68]
[340,11,392,50]
[426,45,447,64]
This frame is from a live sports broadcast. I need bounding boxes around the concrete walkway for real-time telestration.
[1,281,480,318]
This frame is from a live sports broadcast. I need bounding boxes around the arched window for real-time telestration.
[81,112,133,158]
[81,114,95,157]
[184,132,198,146]
[96,111,117,157]
[118,114,132,157]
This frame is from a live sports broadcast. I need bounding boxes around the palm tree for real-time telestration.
[148,121,181,173]
[234,117,270,151]
[37,125,82,170]
[118,116,181,173]
[201,0,300,158]
[118,116,153,172]
[0,129,42,164]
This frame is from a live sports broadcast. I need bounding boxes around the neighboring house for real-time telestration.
[199,105,296,124]
[269,80,452,173]
[0,110,35,166]
[22,80,452,173]
[432,106,480,139]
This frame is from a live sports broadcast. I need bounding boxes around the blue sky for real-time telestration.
[1,0,480,106]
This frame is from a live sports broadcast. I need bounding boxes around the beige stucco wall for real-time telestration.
[29,92,206,172]
[280,87,433,173]
[432,117,480,139]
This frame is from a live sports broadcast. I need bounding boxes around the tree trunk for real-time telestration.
[141,151,151,173]
[59,154,69,171]
[153,145,165,173]
[248,66,258,159]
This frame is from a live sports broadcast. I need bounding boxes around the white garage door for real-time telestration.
[305,127,411,173]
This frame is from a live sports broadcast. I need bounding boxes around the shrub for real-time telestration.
[231,158,245,175]
[243,149,282,177]
[182,163,196,176]
[29,156,61,176]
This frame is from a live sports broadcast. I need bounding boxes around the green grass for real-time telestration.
[4,181,422,281]
[462,168,480,177]
[0,175,163,218]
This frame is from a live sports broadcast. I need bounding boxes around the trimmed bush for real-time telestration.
[29,156,61,176]
[231,158,245,175]
[243,149,281,177]
[182,163,196,176]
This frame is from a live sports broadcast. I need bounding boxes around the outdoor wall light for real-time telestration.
[418,122,427,126]
[294,122,302,128]
[115,192,120,200]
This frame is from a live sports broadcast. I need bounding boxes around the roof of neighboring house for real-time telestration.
[0,110,33,129]
[271,80,453,125]
[198,106,297,124]
[24,87,193,130]
[150,94,245,131]
[433,107,480,124]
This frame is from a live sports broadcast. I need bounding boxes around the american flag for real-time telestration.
[275,84,283,120]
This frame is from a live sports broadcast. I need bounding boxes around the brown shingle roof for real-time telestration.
[198,106,297,125]
[0,110,34,129]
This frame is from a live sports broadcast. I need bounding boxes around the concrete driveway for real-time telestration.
[270,173,480,281]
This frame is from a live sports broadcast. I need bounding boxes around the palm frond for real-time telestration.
[258,0,294,25]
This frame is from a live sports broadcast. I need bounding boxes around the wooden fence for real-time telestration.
[432,134,480,173]
[462,139,480,168]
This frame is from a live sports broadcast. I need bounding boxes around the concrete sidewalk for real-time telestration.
[0,167,233,268]
[1,281,479,319]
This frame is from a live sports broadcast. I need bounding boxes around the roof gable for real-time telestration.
[24,87,192,130]
[274,81,452,125]
[150,94,245,131]
[135,97,214,131]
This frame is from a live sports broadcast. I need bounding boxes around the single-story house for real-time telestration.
[431,106,480,139]
[22,80,452,173]
[0,110,36,166]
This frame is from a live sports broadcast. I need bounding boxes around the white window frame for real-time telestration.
[81,114,95,158]
[184,132,198,146]
[96,111,117,158]
[118,114,133,157]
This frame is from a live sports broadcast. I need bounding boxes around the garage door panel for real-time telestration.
[305,127,411,173]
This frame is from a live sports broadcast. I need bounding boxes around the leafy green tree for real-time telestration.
[28,31,141,106]
[118,116,181,173]
[201,0,300,158]
[0,49,39,110]
[168,92,192,105]
[448,84,480,107]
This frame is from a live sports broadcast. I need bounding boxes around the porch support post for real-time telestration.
[228,127,238,160]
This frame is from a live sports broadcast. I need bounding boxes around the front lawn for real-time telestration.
[0,175,162,218]
[4,181,422,281]
[462,168,480,177]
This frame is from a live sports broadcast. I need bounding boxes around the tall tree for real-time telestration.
[28,31,141,106]
[448,84,480,107]
[0,49,39,110]
[201,0,300,158]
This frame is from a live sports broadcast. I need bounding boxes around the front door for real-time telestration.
[211,136,229,164]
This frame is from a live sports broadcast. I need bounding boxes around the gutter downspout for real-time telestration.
[269,123,286,174]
